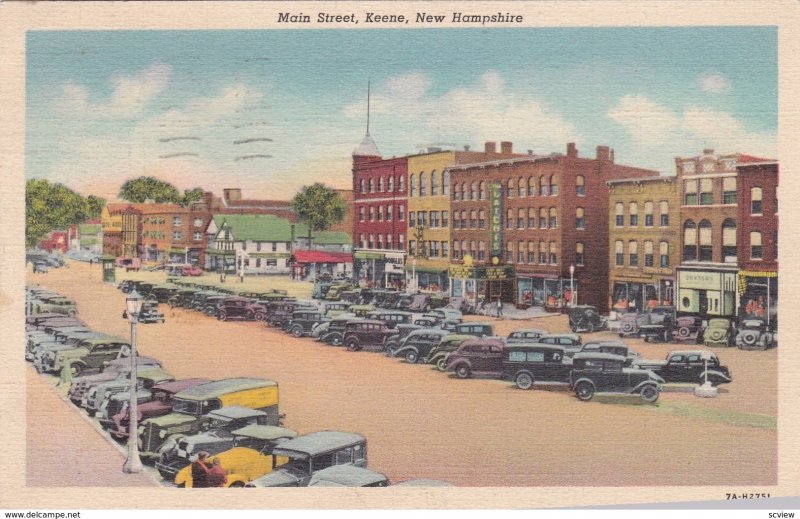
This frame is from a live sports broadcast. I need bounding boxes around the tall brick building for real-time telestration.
[448,143,658,312]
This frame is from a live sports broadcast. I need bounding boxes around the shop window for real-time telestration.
[699,220,713,261]
[629,240,638,267]
[722,219,737,262]
[644,241,654,267]
[659,241,669,267]
[751,187,763,214]
[700,178,713,205]
[615,240,624,266]
[750,232,763,259]
[684,179,697,205]
[683,220,697,261]
[659,201,669,226]
[723,177,737,204]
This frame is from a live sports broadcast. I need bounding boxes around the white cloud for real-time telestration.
[607,95,680,146]
[699,73,731,94]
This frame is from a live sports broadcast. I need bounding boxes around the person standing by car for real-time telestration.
[207,458,227,487]
[191,451,211,488]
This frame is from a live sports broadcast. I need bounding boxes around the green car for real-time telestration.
[44,335,130,376]
[704,318,734,347]
[424,334,476,371]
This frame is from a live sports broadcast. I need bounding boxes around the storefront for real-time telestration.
[516,275,578,311]
[610,269,674,313]
[353,251,406,289]
[449,265,515,309]
[676,265,738,317]
[737,270,777,328]
[289,250,352,280]
[405,263,449,293]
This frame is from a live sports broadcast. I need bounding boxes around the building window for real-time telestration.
[360,179,365,194]
[684,179,698,205]
[644,201,653,227]
[409,240,416,256]
[461,210,467,229]
[478,241,486,261]
[507,178,515,198]
[366,234,373,249]
[469,241,476,258]
[659,201,669,226]
[442,241,448,258]
[629,240,638,267]
[398,205,405,221]
[173,231,182,240]
[550,176,558,196]
[399,175,405,193]
[193,218,203,228]
[539,208,547,229]
[430,211,439,228]
[528,241,536,263]
[377,206,383,221]
[193,232,202,241]
[377,235,383,249]
[539,241,547,264]
[173,216,182,228]
[387,206,393,221]
[359,206,365,222]
[506,241,514,262]
[470,210,477,229]
[409,211,416,228]
[386,235,392,249]
[683,220,697,261]
[750,231,763,259]
[452,240,461,260]
[660,241,669,267]
[369,206,375,221]
[751,187,763,214]
[699,219,712,261]
[256,242,262,252]
[272,242,278,252]
[549,241,557,264]
[576,175,585,196]
[418,212,426,227]
[576,242,585,266]
[722,219,737,262]
[399,234,404,250]
[431,171,439,195]
[576,208,585,230]
[360,234,366,249]
[442,210,449,227]
[379,176,384,192]
[528,208,535,228]
[431,240,440,257]
[615,202,624,227]
[506,208,513,229]
[518,177,526,197]
[419,173,427,196]
[699,178,713,205]
[452,182,460,201]
[644,240,654,267]
[442,171,449,196]
[388,176,394,192]
[540,176,549,196]
[549,208,558,229]
[410,174,416,197]
[471,181,478,201]
[723,177,737,204]
[369,178,375,193]
[518,208,525,229]
[516,240,524,262]
[629,202,638,226]
[461,183,467,202]
[478,210,485,229]
[528,177,536,197]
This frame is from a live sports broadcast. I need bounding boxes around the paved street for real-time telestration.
[27,261,777,486]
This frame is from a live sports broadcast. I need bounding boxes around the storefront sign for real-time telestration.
[354,251,385,260]
[449,265,514,280]
[678,270,720,290]
[449,265,476,279]
[642,267,674,275]
[486,266,513,280]
[488,181,503,256]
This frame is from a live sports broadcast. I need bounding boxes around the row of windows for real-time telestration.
[449,176,585,201]
[683,177,737,206]
[358,205,406,222]
[358,234,405,250]
[253,242,290,252]
[447,208,566,230]
[614,201,670,227]
[408,240,449,258]
[142,216,204,228]
[408,211,448,228]
[358,175,406,194]
[448,240,585,266]
[682,219,737,262]
[614,240,670,268]
[409,171,450,197]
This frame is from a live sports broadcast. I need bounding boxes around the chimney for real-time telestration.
[464,144,471,151]
[527,149,533,156]
[223,188,242,202]
[703,148,715,156]
[484,141,497,154]
[500,141,513,155]
[566,142,578,158]
[596,145,611,162]
[610,148,615,163]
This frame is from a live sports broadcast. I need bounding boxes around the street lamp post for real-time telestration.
[569,264,575,308]
[122,289,144,474]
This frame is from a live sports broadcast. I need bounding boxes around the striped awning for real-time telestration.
[737,270,777,294]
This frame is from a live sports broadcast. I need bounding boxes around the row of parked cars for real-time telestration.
[128,281,735,405]
[25,285,449,488]
[27,250,67,274]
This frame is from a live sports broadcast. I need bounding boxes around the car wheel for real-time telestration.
[575,382,594,401]
[291,325,303,338]
[621,322,635,334]
[436,357,448,372]
[741,331,759,347]
[70,364,83,377]
[405,351,418,364]
[346,339,360,351]
[677,326,691,339]
[329,333,343,346]
[229,481,245,488]
[267,317,278,327]
[640,385,659,403]
[454,365,471,379]
[218,311,227,321]
[515,372,534,390]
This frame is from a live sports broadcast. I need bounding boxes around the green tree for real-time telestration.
[291,183,346,248]
[118,176,181,204]
[86,195,107,218]
[25,179,91,247]
[181,187,205,207]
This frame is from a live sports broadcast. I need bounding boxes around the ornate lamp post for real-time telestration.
[122,289,144,474]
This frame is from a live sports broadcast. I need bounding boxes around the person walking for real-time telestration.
[496,298,503,318]
[191,451,211,488]
[207,458,227,487]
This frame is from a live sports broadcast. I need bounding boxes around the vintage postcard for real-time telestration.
[1,0,799,512]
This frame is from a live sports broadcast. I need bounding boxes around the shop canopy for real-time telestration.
[290,250,353,265]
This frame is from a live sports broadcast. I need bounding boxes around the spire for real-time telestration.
[353,80,380,157]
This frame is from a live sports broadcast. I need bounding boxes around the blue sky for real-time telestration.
[26,27,777,201]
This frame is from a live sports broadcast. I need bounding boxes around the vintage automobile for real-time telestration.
[30,296,77,317]
[735,319,776,350]
[201,295,228,316]
[502,344,572,389]
[175,425,298,487]
[384,324,422,355]
[308,465,389,487]
[372,290,399,309]
[98,385,158,429]
[671,316,705,344]
[182,265,203,276]
[704,318,734,347]
[538,334,582,355]
[445,338,505,379]
[138,305,166,324]
[84,366,174,417]
[578,340,639,365]
[323,302,351,319]
[424,334,475,372]
[632,350,732,386]
[116,257,141,272]
[189,291,222,312]
[266,301,314,328]
[167,288,198,308]
[246,431,368,487]
[138,378,281,460]
[286,310,325,338]
[67,356,162,406]
[149,284,180,304]
[312,282,333,300]
[323,283,353,301]
[26,328,99,362]
[568,305,607,333]
[453,322,495,338]
[347,304,377,318]
[406,294,433,312]
[155,406,271,481]
[109,378,211,440]
[318,316,363,346]
[569,352,663,403]
[217,296,257,321]
[392,328,450,364]
[365,310,413,329]
[343,320,396,352]
[25,312,82,328]
[506,329,548,346]
[38,336,131,376]
[619,306,676,338]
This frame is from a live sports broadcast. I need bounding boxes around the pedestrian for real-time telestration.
[496,298,503,318]
[207,457,227,487]
[89,258,93,269]
[220,272,224,283]
[191,451,211,488]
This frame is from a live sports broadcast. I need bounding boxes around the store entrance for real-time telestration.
[488,280,514,303]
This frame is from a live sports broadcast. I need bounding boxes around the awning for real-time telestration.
[354,251,385,260]
[403,265,448,274]
[737,270,777,294]
[291,250,353,264]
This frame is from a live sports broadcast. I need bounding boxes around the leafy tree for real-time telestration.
[181,187,205,207]
[118,176,181,204]
[86,195,107,219]
[25,179,91,247]
[291,183,346,248]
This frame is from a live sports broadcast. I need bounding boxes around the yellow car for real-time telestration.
[175,425,297,487]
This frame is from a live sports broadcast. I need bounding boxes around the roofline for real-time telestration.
[445,154,558,171]
[607,176,674,185]
[736,161,779,168]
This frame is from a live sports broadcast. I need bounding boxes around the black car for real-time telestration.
[392,329,450,363]
[568,305,607,333]
[384,324,422,355]
[633,350,732,386]
[286,311,324,338]
[217,296,257,321]
[569,352,663,403]
[502,344,572,390]
[366,310,413,329]
[578,340,638,366]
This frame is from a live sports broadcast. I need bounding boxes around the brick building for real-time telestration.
[352,131,409,288]
[448,143,658,312]
[607,177,680,313]
[736,159,778,326]
[100,203,128,257]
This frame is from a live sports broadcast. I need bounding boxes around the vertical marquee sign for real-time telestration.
[489,181,503,259]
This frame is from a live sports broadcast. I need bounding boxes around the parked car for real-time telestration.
[539,334,582,354]
[116,257,141,272]
[312,282,333,300]
[671,316,704,344]
[704,318,734,347]
[569,352,663,403]
[632,350,732,386]
[568,305,607,333]
[38,336,131,376]
[318,316,363,346]
[138,306,166,324]
[735,319,775,350]
[578,340,639,365]
[217,296,257,321]
[424,334,475,372]
[323,284,353,301]
[149,284,180,304]
[308,465,389,487]
[85,366,174,417]
[365,310,413,329]
[453,322,495,338]
[445,338,505,379]
[506,329,548,346]
[348,304,376,318]
[392,328,450,364]
[67,356,162,406]
[246,431,368,487]
[407,294,432,312]
[384,324,422,355]
[155,406,272,481]
[30,296,77,317]
[502,344,572,389]
[266,301,313,328]
[343,320,396,352]
[618,306,676,338]
[286,310,325,338]
[174,425,298,487]
[323,302,351,319]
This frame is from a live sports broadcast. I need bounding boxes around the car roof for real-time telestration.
[541,333,581,340]
[79,336,130,345]
[137,368,174,382]
[152,378,211,393]
[174,378,277,400]
[309,465,387,487]
[509,329,547,336]
[505,343,565,352]
[460,337,504,347]
[207,406,267,420]
[232,425,298,441]
[348,319,384,326]
[271,431,366,457]
[572,352,626,362]
[667,350,718,357]
[408,328,449,337]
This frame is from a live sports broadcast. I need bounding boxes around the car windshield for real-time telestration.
[172,399,200,415]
